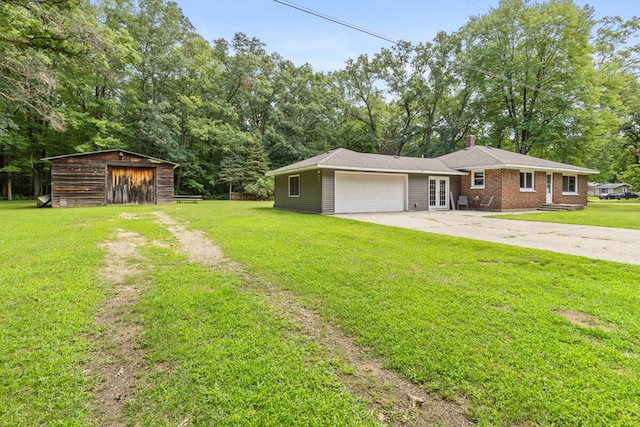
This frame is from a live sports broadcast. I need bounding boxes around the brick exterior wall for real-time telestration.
[463,169,504,210]
[553,173,589,205]
[501,170,546,210]
[461,169,588,210]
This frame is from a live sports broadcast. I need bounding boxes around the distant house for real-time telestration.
[267,136,597,214]
[594,183,631,198]
[42,150,178,208]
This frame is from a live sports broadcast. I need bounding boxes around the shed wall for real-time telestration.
[155,164,176,204]
[49,151,174,208]
[51,162,105,207]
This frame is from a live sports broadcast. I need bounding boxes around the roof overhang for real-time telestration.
[42,149,180,169]
[451,164,598,175]
[595,183,629,189]
[266,164,466,177]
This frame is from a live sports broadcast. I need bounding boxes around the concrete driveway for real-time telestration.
[335,210,640,265]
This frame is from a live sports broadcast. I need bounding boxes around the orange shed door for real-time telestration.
[106,167,156,205]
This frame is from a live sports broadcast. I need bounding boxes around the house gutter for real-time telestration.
[266,164,466,176]
[450,164,598,175]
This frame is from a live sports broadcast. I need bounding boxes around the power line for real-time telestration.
[272,0,572,102]
[272,0,398,45]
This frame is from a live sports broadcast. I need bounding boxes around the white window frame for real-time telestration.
[471,170,485,189]
[519,170,535,192]
[562,174,578,195]
[288,174,300,197]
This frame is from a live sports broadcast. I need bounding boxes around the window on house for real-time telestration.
[562,175,577,194]
[288,175,300,197]
[472,171,485,188]
[520,171,534,191]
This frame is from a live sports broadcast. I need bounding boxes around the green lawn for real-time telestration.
[491,202,640,229]
[2,201,639,426]
[0,202,373,426]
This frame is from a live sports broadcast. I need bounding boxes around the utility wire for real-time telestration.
[272,0,399,45]
[272,0,572,102]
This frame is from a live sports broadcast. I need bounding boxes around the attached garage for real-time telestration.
[334,171,407,213]
[267,148,464,214]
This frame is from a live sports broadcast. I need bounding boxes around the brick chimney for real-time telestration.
[465,135,476,148]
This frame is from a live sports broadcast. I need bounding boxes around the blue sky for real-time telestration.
[175,0,638,72]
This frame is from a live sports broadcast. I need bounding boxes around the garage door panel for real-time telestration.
[335,172,406,213]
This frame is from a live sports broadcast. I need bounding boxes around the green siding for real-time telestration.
[274,169,459,214]
[449,175,461,203]
[321,169,335,214]
[408,174,461,211]
[274,170,323,213]
[408,174,429,210]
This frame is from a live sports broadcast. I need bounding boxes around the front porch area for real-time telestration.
[537,204,586,212]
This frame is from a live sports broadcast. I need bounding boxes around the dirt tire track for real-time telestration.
[152,211,473,426]
[85,229,149,427]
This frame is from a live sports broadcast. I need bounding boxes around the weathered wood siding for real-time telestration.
[48,151,175,208]
[155,163,175,204]
[50,162,106,207]
[273,169,322,213]
[106,167,155,205]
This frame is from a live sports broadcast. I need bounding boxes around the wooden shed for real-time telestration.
[42,150,178,208]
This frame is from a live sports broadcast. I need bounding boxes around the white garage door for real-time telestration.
[335,171,407,213]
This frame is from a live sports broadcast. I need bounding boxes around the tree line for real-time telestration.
[1,0,639,200]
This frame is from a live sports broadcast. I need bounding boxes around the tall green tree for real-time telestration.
[124,0,195,157]
[333,54,387,153]
[265,61,334,168]
[589,15,640,182]
[214,33,277,135]
[217,130,268,196]
[374,32,468,156]
[0,0,111,197]
[462,0,596,160]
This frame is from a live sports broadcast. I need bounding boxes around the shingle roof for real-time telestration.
[436,145,598,174]
[266,148,465,176]
[595,183,630,189]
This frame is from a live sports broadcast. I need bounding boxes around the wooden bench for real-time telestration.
[174,194,203,203]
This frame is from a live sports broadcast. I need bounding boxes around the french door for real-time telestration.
[428,177,450,210]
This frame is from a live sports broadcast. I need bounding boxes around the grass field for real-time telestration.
[2,201,639,426]
[492,202,640,229]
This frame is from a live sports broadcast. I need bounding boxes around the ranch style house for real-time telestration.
[266,136,598,214]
